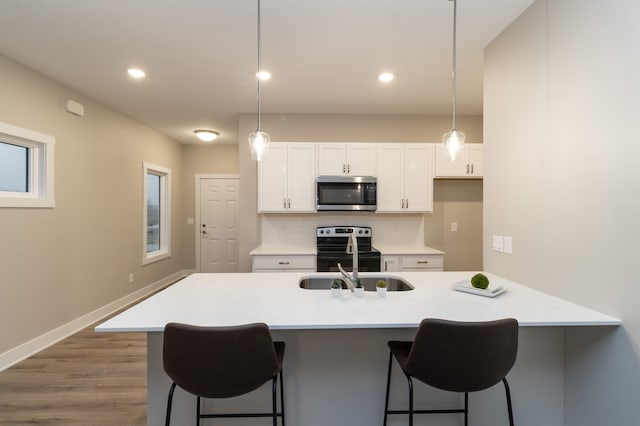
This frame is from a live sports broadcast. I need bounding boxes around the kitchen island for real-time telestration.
[96,272,619,426]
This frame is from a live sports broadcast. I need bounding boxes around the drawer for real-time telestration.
[401,255,443,269]
[253,255,316,270]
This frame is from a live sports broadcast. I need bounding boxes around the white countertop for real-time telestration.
[249,244,444,256]
[250,245,317,255]
[96,272,620,332]
[374,244,444,255]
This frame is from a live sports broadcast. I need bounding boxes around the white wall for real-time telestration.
[484,0,640,424]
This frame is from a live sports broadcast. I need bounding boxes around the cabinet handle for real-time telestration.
[343,164,346,173]
[384,261,388,272]
[466,164,470,174]
[288,198,291,208]
[278,261,290,265]
[417,260,429,264]
[347,164,350,174]
[471,164,474,175]
[406,199,409,209]
[284,198,287,208]
[401,199,405,209]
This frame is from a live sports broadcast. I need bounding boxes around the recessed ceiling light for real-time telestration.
[127,68,146,79]
[378,72,394,83]
[256,70,271,81]
[194,130,220,142]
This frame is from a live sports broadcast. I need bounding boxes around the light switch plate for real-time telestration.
[492,235,504,252]
[504,236,513,254]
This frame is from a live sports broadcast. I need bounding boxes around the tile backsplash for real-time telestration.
[260,213,426,247]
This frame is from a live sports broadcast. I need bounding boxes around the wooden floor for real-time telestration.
[0,326,147,425]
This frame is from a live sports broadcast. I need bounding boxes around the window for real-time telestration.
[143,162,171,264]
[0,121,55,208]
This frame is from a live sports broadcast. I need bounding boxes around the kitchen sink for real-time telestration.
[299,275,414,291]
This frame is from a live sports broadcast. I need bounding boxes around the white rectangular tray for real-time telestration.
[452,280,507,298]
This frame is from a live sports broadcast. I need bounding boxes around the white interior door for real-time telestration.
[199,177,239,273]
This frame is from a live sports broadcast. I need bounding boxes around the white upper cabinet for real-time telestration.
[376,143,434,213]
[317,143,377,176]
[258,142,316,213]
[435,144,483,178]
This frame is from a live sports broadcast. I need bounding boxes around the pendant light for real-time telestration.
[442,0,465,162]
[248,0,270,161]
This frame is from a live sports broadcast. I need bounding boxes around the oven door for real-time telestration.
[316,253,381,273]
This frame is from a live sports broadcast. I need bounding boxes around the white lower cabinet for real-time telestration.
[382,254,443,272]
[252,255,316,273]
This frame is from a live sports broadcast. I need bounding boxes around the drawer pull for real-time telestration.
[278,261,290,265]
[417,261,429,264]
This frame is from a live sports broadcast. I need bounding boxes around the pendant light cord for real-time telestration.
[451,0,458,131]
[257,0,263,131]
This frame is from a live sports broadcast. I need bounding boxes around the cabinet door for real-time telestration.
[346,144,377,175]
[257,143,288,212]
[382,256,399,272]
[404,144,433,212]
[435,145,469,177]
[287,143,316,212]
[317,144,346,175]
[468,145,483,177]
[376,144,405,212]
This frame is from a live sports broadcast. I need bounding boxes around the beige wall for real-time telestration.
[426,180,483,270]
[0,54,184,354]
[484,0,640,424]
[238,113,483,271]
[180,144,239,270]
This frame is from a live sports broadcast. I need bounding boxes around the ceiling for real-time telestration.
[0,0,534,145]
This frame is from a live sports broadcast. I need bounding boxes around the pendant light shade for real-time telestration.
[248,129,270,161]
[442,0,465,162]
[248,0,270,161]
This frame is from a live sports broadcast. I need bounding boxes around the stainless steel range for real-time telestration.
[316,226,381,272]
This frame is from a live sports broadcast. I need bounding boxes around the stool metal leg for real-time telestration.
[196,396,201,426]
[279,368,286,426]
[503,378,514,426]
[407,375,414,426]
[383,351,393,426]
[165,382,177,426]
[272,375,278,426]
[464,392,468,426]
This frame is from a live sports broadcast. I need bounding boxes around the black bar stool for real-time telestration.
[163,322,285,426]
[384,318,518,426]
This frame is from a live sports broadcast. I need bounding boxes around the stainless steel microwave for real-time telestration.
[316,176,377,211]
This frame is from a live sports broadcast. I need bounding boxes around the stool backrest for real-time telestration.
[163,322,280,398]
[405,318,518,393]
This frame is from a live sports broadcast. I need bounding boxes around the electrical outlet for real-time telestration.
[451,222,458,232]
[128,273,134,283]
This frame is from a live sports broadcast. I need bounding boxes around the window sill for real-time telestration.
[143,250,171,266]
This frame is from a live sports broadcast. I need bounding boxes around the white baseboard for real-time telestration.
[0,269,192,373]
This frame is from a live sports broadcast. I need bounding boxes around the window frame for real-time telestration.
[0,121,55,208]
[142,162,171,265]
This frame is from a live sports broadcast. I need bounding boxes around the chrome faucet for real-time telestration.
[337,232,359,291]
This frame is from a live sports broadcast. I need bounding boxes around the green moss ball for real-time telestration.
[470,273,490,289]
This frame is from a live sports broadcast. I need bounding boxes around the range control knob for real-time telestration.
[358,230,363,234]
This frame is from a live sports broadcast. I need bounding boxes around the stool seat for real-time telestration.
[163,322,285,426]
[384,318,518,426]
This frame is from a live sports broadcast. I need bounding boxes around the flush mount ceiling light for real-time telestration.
[127,68,146,79]
[442,0,465,162]
[194,130,219,142]
[378,72,394,83]
[247,0,270,162]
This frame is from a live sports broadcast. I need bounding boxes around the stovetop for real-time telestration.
[316,226,376,254]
